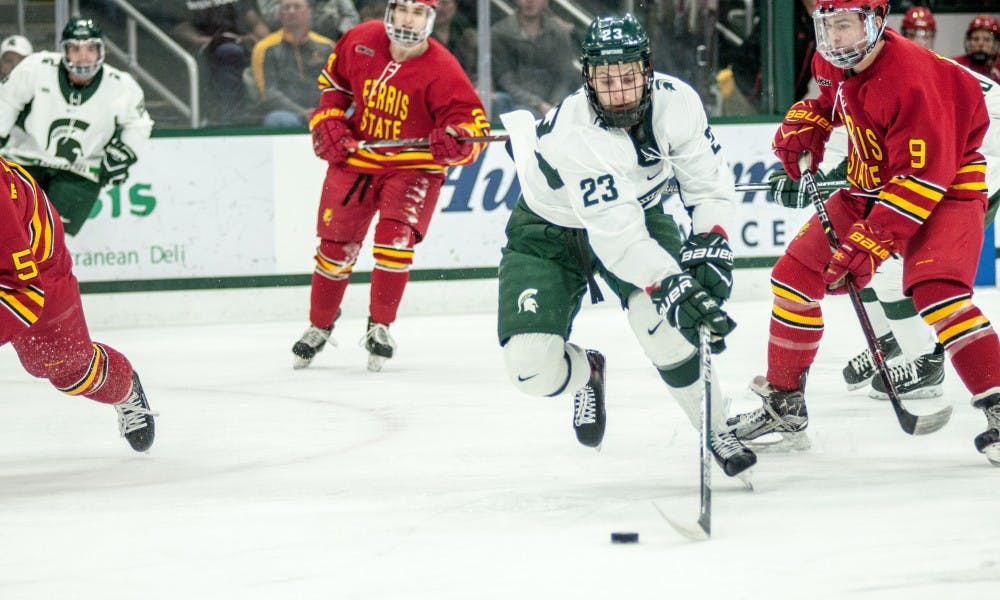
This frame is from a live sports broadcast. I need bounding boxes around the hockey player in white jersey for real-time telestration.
[498,14,755,477]
[0,17,153,236]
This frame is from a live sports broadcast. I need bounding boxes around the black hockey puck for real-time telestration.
[611,532,639,544]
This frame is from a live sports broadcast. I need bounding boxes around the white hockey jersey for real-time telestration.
[501,73,736,289]
[0,51,153,182]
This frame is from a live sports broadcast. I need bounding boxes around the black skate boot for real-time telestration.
[973,394,1000,467]
[710,430,757,476]
[115,371,156,452]
[724,375,809,449]
[572,350,606,449]
[292,309,340,369]
[869,345,945,400]
[362,317,397,372]
[843,332,902,390]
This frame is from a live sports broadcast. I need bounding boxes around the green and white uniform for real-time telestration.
[498,73,737,430]
[0,51,152,233]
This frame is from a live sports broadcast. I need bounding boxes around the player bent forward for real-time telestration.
[726,0,1000,466]
[498,14,754,477]
[0,156,155,451]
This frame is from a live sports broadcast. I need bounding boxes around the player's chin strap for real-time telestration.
[797,152,951,436]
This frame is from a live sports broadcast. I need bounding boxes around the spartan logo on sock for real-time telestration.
[47,118,90,163]
[517,289,539,313]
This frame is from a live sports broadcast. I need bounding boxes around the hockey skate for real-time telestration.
[710,430,757,477]
[361,317,396,372]
[724,376,810,450]
[868,346,944,400]
[115,371,156,452]
[842,332,902,390]
[572,350,606,449]
[973,394,1000,467]
[291,309,340,369]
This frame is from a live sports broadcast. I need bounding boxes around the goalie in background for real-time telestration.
[0,156,155,452]
[0,17,153,236]
[498,14,755,477]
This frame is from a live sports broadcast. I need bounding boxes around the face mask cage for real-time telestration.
[384,1,436,46]
[814,8,884,69]
[582,59,652,129]
[61,38,104,79]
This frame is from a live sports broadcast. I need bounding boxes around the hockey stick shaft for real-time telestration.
[355,134,510,150]
[798,154,951,435]
[697,325,713,537]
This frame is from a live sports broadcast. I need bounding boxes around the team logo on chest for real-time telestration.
[47,118,90,163]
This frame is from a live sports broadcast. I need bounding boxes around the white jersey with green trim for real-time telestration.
[501,72,736,289]
[0,51,153,182]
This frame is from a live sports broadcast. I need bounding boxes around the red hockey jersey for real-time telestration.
[315,20,489,174]
[952,53,1000,85]
[812,29,990,241]
[0,156,66,341]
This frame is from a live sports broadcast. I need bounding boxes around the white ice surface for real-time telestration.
[2,290,999,599]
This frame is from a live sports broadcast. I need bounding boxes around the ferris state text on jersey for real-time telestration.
[315,20,487,174]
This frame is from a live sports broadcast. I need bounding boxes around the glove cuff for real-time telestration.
[309,108,347,131]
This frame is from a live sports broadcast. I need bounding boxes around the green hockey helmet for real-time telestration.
[61,17,104,79]
[580,13,652,129]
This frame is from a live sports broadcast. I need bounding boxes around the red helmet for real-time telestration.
[902,7,935,33]
[813,0,889,15]
[967,15,1000,40]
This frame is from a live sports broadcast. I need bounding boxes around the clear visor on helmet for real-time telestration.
[813,8,884,69]
[903,28,935,49]
[62,38,104,79]
[384,0,436,46]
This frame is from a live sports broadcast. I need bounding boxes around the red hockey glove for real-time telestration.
[429,126,474,164]
[310,109,354,165]
[772,99,834,180]
[823,221,894,294]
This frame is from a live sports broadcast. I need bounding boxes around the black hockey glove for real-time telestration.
[99,137,137,187]
[679,231,734,302]
[769,167,811,208]
[648,272,736,353]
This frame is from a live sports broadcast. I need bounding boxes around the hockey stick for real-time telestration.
[656,325,713,541]
[354,134,510,150]
[798,154,952,435]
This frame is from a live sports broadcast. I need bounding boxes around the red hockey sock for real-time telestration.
[52,342,134,404]
[914,280,1000,395]
[369,220,414,325]
[766,257,826,391]
[309,240,356,328]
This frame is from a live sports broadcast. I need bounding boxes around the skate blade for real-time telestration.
[292,357,312,370]
[868,385,943,401]
[734,468,754,491]
[367,354,387,372]
[845,378,873,392]
[746,431,811,452]
[985,444,1000,467]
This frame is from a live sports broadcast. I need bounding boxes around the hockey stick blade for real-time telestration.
[652,501,709,542]
[797,153,952,436]
[356,134,509,150]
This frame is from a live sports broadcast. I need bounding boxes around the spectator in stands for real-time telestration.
[431,0,476,78]
[358,1,387,23]
[259,0,360,41]
[953,15,1000,84]
[490,0,578,118]
[251,0,335,127]
[0,35,33,78]
[794,0,817,100]
[170,0,271,125]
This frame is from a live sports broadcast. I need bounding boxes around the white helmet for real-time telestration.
[384,0,437,46]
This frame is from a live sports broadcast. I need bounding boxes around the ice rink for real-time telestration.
[1,282,999,599]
